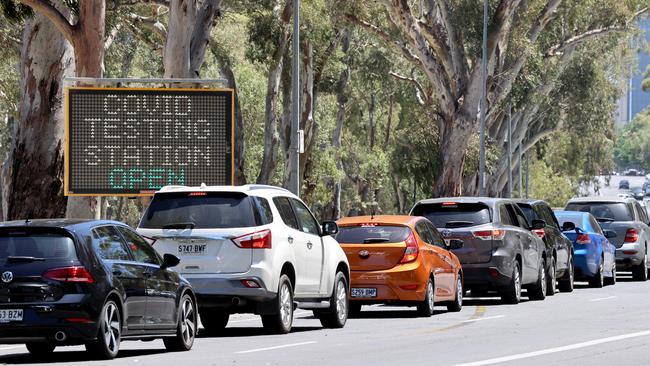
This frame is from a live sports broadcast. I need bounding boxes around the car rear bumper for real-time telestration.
[185,275,276,304]
[348,261,429,303]
[615,244,644,269]
[460,253,516,289]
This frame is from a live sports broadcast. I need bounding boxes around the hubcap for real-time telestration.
[103,303,120,354]
[456,278,463,306]
[427,281,434,311]
[514,268,521,301]
[180,298,196,345]
[335,279,347,322]
[540,263,547,294]
[279,282,292,328]
[599,261,604,283]
[550,262,556,293]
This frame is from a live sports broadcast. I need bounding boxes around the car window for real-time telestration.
[0,230,77,264]
[518,204,536,224]
[415,221,434,245]
[544,206,561,230]
[273,197,301,230]
[412,202,491,228]
[336,225,411,244]
[290,199,321,236]
[589,216,604,235]
[92,226,131,261]
[426,221,446,248]
[508,204,529,228]
[499,205,513,226]
[636,202,648,223]
[118,227,161,265]
[565,202,634,221]
[253,197,274,225]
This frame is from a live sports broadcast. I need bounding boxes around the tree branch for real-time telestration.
[17,0,76,44]
[128,13,167,39]
[344,13,422,67]
[389,71,428,106]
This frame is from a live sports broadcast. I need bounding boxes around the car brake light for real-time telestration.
[399,284,418,290]
[188,192,207,196]
[532,229,545,240]
[241,280,261,288]
[472,229,506,240]
[576,234,591,245]
[233,229,272,249]
[400,232,419,264]
[43,266,94,283]
[625,229,639,243]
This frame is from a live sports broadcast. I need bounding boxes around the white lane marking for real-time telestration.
[228,311,312,324]
[235,341,317,354]
[462,315,505,323]
[589,296,617,302]
[449,330,650,366]
[0,345,26,352]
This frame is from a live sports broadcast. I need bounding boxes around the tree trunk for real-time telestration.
[434,118,472,197]
[219,63,246,184]
[3,6,75,220]
[164,0,196,78]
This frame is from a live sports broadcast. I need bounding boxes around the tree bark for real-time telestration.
[3,4,75,220]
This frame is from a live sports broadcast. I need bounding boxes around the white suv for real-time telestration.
[137,184,350,334]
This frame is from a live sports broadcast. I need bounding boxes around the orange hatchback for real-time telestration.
[335,215,464,317]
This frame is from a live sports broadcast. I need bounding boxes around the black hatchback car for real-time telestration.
[0,219,197,359]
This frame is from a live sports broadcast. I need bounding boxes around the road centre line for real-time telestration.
[235,341,317,354]
[462,315,505,323]
[589,296,617,302]
[449,330,650,366]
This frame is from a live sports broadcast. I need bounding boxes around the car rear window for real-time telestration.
[0,232,76,263]
[335,225,411,244]
[412,203,492,228]
[517,204,536,224]
[139,192,263,229]
[565,202,633,222]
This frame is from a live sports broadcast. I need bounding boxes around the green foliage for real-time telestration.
[614,108,650,171]
[528,158,576,207]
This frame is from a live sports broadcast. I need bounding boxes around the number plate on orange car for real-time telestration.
[351,288,377,298]
[0,309,23,323]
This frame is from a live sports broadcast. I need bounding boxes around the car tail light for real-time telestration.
[241,280,261,288]
[625,229,639,243]
[473,229,506,240]
[623,250,638,255]
[43,266,94,283]
[399,284,418,290]
[576,234,591,245]
[532,229,545,240]
[188,192,207,196]
[65,317,94,323]
[400,232,419,264]
[233,229,272,249]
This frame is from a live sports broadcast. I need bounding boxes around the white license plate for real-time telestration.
[0,309,23,323]
[351,288,377,298]
[178,243,207,255]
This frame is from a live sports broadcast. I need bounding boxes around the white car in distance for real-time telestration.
[137,184,350,334]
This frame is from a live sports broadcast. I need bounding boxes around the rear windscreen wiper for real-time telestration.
[445,221,474,228]
[363,238,391,243]
[162,222,196,230]
[595,217,615,222]
[7,256,46,262]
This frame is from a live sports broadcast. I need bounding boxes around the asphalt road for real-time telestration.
[2,177,650,366]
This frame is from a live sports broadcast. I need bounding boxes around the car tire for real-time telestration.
[590,258,604,288]
[416,278,435,317]
[501,261,522,304]
[447,275,463,312]
[26,342,55,356]
[558,257,574,293]
[632,253,648,282]
[604,263,617,286]
[317,272,349,328]
[261,274,294,334]
[85,300,121,360]
[546,257,557,296]
[528,257,547,301]
[164,293,197,352]
[200,311,230,333]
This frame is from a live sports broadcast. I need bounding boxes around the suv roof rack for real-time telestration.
[244,184,292,193]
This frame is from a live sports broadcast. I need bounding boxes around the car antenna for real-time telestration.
[25,212,32,225]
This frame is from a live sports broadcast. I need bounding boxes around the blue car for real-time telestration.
[554,211,616,287]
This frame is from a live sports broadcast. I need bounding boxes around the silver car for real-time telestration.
[565,197,650,281]
[411,198,548,304]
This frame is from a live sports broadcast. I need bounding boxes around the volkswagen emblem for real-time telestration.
[1,271,13,283]
[358,250,370,259]
[441,230,453,238]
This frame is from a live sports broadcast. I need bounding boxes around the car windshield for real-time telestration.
[140,192,258,229]
[632,187,643,194]
[564,202,633,222]
[0,232,76,264]
[412,203,491,228]
[336,225,411,244]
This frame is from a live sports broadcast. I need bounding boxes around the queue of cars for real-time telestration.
[0,184,646,360]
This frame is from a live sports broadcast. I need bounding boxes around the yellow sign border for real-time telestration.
[64,86,236,197]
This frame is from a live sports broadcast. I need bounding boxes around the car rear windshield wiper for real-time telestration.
[162,222,196,230]
[595,217,615,222]
[445,221,474,228]
[363,238,391,243]
[7,256,46,263]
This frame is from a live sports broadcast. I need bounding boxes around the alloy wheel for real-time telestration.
[514,267,521,302]
[279,282,293,329]
[180,298,196,345]
[427,280,435,312]
[335,278,347,323]
[456,278,463,307]
[540,262,547,295]
[103,302,120,354]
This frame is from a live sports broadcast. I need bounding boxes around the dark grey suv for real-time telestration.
[411,198,548,304]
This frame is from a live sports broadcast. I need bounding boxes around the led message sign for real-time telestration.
[64,87,234,196]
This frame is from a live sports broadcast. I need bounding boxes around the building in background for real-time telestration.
[617,19,650,127]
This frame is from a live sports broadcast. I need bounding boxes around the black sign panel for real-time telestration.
[65,88,234,196]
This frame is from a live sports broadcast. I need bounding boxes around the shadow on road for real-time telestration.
[350,309,446,319]
[198,325,322,338]
[0,348,168,364]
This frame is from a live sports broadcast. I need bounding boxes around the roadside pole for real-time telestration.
[289,0,301,196]
[478,0,488,196]
[507,104,512,198]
